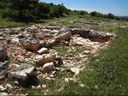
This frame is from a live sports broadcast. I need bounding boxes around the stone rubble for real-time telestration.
[0,24,115,95]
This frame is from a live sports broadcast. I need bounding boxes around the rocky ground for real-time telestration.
[0,21,116,95]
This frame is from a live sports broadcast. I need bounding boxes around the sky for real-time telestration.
[40,0,128,16]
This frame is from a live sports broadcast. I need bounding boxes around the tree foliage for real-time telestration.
[89,11,116,19]
[0,1,69,21]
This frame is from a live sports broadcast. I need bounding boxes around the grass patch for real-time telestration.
[22,88,44,96]
[0,18,28,28]
[52,45,69,55]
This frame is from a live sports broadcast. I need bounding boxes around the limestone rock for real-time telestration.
[35,53,56,66]
[42,62,55,73]
[0,92,8,96]
[83,50,91,54]
[0,85,6,91]
[69,67,80,75]
[5,83,13,89]
[20,39,41,51]
[37,47,49,55]
[41,29,51,33]
[45,25,60,30]
[79,84,85,88]
[9,64,35,79]
[10,37,20,45]
[72,36,88,46]
[55,32,71,41]
[64,78,77,83]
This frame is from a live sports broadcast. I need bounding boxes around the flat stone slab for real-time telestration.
[9,64,35,79]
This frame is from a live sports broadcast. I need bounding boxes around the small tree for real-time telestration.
[90,11,98,16]
[80,11,85,16]
[107,13,115,19]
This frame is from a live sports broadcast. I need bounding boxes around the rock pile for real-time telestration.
[0,24,115,95]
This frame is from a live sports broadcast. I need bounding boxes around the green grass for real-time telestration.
[57,28,128,95]
[0,18,28,28]
[52,45,69,55]
[52,45,85,56]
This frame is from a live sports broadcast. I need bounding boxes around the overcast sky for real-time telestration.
[40,0,128,16]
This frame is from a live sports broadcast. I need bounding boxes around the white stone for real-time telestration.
[42,84,47,88]
[41,29,51,33]
[5,83,13,89]
[79,84,85,88]
[37,47,49,55]
[36,85,41,89]
[42,62,55,73]
[64,78,77,83]
[0,92,8,96]
[10,38,19,45]
[0,85,6,91]
[14,81,19,84]
[70,67,80,75]
[58,87,64,92]
[64,78,69,82]
[83,50,91,54]
[72,36,88,46]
